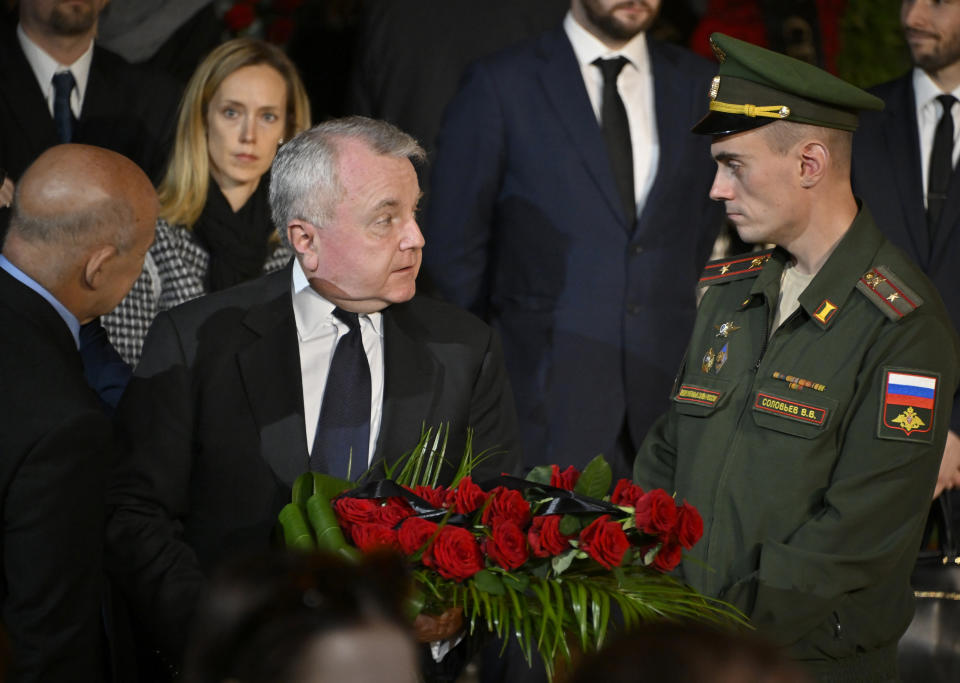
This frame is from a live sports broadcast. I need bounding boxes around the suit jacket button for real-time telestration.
[630,243,644,255]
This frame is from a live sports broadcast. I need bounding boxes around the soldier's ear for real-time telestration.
[798,141,828,188]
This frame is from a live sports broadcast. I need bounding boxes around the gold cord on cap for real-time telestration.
[708,100,791,119]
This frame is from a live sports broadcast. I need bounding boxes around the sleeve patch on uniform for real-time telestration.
[877,369,938,443]
[675,384,722,407]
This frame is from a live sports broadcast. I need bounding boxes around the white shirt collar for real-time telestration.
[17,23,94,118]
[913,67,960,114]
[563,10,649,72]
[291,259,383,340]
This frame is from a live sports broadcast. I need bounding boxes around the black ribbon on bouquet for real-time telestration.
[336,474,623,526]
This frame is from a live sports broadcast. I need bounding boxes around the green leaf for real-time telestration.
[558,514,581,537]
[291,473,315,511]
[526,464,553,485]
[574,454,612,499]
[473,569,506,596]
[642,543,661,566]
[312,472,354,501]
[550,548,577,576]
[502,572,529,593]
[306,493,358,561]
[277,503,316,551]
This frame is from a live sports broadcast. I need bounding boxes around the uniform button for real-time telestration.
[629,243,644,255]
[627,303,641,315]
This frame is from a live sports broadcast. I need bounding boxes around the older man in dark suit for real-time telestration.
[0,0,178,232]
[106,116,520,676]
[0,144,157,682]
[424,0,723,481]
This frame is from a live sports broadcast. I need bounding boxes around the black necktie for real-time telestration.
[928,93,957,239]
[594,56,635,224]
[52,71,77,143]
[311,308,371,479]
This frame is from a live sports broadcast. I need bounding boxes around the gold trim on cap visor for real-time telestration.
[708,100,791,119]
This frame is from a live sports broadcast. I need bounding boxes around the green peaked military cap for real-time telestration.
[692,32,884,137]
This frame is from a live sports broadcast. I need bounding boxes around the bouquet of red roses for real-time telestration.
[278,430,743,678]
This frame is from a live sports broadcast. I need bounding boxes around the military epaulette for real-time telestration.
[698,249,775,286]
[855,266,923,321]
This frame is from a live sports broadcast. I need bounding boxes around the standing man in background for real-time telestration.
[424,0,723,480]
[852,0,960,506]
[0,144,157,682]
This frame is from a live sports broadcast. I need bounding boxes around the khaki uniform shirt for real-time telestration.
[635,206,960,682]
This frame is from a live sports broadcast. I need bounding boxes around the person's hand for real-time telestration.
[934,429,960,498]
[412,606,464,643]
[0,171,13,209]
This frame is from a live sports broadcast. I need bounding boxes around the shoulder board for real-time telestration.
[855,266,923,321]
[698,249,775,286]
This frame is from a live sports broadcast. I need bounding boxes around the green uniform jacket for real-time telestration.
[634,207,960,682]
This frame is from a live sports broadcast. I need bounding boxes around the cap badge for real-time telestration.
[709,76,721,101]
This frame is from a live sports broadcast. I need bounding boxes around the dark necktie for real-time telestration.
[927,93,957,239]
[52,71,77,143]
[311,308,371,479]
[594,56,635,224]
[79,317,132,414]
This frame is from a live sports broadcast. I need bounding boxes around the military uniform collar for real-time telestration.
[797,203,884,329]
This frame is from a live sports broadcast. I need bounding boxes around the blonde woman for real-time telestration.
[104,38,311,364]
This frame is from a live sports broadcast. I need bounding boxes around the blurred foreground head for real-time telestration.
[568,621,813,683]
[185,550,419,683]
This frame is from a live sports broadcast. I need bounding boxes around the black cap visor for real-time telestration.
[691,109,776,137]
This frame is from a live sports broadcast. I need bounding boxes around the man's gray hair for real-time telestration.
[7,191,137,252]
[269,116,426,245]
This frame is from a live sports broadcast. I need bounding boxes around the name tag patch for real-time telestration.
[675,384,722,407]
[754,392,827,425]
[878,369,937,443]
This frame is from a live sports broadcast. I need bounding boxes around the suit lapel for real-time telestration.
[236,272,309,487]
[371,302,441,476]
[883,76,930,265]
[537,29,628,231]
[636,40,685,237]
[0,34,59,159]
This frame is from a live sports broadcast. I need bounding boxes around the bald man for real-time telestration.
[0,144,156,682]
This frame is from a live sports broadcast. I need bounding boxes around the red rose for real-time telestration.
[397,517,439,556]
[674,502,703,549]
[223,4,255,31]
[550,465,580,491]
[266,17,294,45]
[527,515,573,558]
[484,520,529,570]
[634,489,678,537]
[430,525,485,581]
[446,476,488,515]
[375,498,414,528]
[333,497,378,534]
[351,523,399,552]
[481,487,531,528]
[578,515,630,569]
[652,541,683,573]
[610,479,645,506]
[411,485,448,509]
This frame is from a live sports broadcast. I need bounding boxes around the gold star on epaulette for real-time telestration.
[887,292,900,303]
[720,264,730,275]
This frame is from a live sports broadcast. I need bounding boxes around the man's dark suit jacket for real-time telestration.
[106,265,520,666]
[0,26,179,234]
[423,27,723,478]
[852,72,960,434]
[0,268,109,682]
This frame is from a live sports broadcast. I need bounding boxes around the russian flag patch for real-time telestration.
[878,369,938,443]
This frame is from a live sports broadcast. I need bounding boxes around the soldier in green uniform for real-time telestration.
[634,33,960,683]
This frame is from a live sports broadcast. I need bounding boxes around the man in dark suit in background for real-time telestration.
[106,116,520,676]
[0,0,179,235]
[0,144,157,682]
[852,0,960,503]
[424,0,723,480]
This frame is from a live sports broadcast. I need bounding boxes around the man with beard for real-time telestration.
[424,1,723,485]
[0,0,179,237]
[852,1,960,517]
